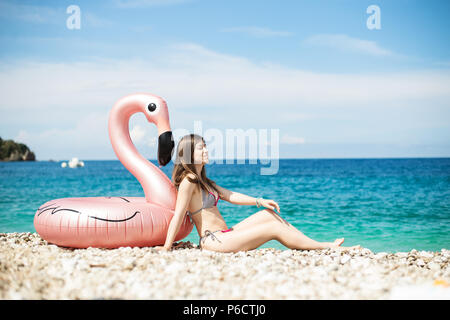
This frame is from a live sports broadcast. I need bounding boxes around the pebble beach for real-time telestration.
[1,232,449,300]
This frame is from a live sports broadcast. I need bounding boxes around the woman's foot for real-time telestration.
[325,238,362,251]
[322,238,344,249]
[331,238,345,248]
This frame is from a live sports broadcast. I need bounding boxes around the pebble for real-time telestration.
[396,252,408,258]
[374,252,388,260]
[416,259,425,267]
[340,255,351,265]
[0,232,449,300]
[428,262,441,272]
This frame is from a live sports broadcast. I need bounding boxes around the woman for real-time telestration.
[156,134,360,252]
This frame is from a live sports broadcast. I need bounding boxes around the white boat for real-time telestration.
[61,157,85,168]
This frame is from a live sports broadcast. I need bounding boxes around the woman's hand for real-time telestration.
[260,199,281,214]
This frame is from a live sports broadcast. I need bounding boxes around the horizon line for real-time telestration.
[31,156,450,162]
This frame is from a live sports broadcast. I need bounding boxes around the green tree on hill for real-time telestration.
[0,137,36,161]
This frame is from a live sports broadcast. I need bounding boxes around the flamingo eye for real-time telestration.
[147,103,157,112]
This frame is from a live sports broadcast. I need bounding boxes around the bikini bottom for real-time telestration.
[199,228,233,249]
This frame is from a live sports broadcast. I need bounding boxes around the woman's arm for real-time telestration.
[215,184,281,213]
[159,176,196,251]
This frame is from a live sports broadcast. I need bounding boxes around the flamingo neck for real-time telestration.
[108,98,176,209]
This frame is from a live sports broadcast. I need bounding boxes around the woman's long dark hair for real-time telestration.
[172,134,220,196]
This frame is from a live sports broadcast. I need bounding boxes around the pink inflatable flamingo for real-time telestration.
[33,93,193,248]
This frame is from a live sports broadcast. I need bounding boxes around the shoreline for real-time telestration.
[1,232,449,299]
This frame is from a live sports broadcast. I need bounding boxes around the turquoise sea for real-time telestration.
[1,158,449,253]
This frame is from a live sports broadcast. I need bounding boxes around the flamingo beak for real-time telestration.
[157,131,174,166]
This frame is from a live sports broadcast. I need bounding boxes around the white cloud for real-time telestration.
[434,60,450,68]
[1,42,448,114]
[13,112,111,160]
[281,134,306,145]
[128,25,153,33]
[220,26,293,38]
[114,0,192,8]
[1,41,449,159]
[278,112,318,122]
[83,12,114,28]
[0,1,61,24]
[130,125,157,147]
[130,125,146,143]
[303,33,394,57]
[0,1,112,28]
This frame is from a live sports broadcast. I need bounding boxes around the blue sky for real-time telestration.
[0,0,449,160]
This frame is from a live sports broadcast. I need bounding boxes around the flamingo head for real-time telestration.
[141,94,174,166]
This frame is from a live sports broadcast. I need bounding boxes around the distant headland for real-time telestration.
[0,137,36,161]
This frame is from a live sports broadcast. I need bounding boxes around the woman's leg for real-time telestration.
[201,209,357,252]
[200,222,276,252]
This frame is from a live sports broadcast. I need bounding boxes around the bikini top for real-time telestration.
[187,188,220,217]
